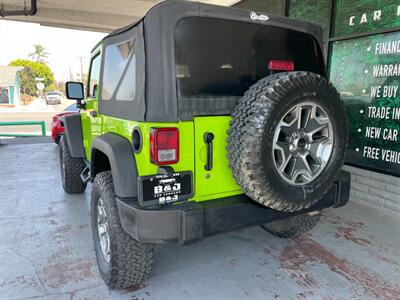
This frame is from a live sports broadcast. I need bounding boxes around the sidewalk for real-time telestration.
[0,97,60,114]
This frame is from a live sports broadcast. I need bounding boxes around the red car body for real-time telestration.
[51,104,78,144]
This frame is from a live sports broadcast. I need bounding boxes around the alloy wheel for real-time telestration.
[272,102,334,185]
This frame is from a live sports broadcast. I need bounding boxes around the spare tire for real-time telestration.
[227,71,347,212]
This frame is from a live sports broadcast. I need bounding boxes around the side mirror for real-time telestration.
[66,81,84,100]
[66,81,85,109]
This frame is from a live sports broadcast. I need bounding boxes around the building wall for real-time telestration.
[10,86,14,104]
[343,165,400,214]
[13,75,21,105]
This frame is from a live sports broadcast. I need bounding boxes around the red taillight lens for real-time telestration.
[268,60,294,71]
[150,128,179,165]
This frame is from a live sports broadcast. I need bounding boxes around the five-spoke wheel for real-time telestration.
[97,197,111,263]
[273,102,334,185]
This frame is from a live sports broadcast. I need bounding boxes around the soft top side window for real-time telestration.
[101,39,136,101]
[97,22,145,121]
[87,52,101,98]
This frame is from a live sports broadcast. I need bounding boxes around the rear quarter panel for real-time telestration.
[88,114,243,202]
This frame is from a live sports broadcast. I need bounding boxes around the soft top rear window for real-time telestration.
[174,17,325,101]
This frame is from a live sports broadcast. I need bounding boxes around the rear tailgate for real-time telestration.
[193,116,241,201]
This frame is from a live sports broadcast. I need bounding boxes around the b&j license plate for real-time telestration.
[138,171,193,207]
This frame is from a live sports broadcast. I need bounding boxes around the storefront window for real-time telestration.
[288,0,330,40]
[329,31,400,174]
[332,0,400,37]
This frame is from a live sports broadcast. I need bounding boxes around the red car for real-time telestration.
[51,103,78,144]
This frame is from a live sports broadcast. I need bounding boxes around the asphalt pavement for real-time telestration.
[0,140,399,299]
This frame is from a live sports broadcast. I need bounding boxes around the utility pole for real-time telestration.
[76,56,85,83]
[69,67,73,81]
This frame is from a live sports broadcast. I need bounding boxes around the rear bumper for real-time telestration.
[117,171,350,245]
[46,99,61,104]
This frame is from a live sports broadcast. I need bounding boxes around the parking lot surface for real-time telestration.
[1,140,399,300]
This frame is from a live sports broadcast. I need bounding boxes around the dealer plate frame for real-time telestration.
[138,171,193,207]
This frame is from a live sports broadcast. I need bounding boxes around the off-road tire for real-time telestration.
[261,213,320,238]
[59,135,87,193]
[227,71,347,212]
[91,171,154,290]
[55,134,61,145]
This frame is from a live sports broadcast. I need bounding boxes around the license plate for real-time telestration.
[138,171,193,207]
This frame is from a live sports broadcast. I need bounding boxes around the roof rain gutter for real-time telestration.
[0,0,37,17]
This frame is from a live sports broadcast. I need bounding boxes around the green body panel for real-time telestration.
[81,109,243,201]
[193,116,242,201]
[81,98,99,158]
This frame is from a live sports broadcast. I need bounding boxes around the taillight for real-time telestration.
[268,60,294,71]
[150,128,179,165]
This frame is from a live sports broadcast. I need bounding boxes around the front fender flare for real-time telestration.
[91,133,138,198]
[61,114,85,158]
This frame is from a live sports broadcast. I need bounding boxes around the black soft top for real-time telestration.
[105,0,323,43]
[97,0,325,122]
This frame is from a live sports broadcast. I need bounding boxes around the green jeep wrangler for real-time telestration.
[60,0,350,289]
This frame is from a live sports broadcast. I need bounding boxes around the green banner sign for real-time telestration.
[333,0,400,37]
[288,0,330,39]
[329,31,400,174]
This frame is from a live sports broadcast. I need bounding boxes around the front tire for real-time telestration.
[91,171,154,290]
[55,134,61,145]
[59,135,86,193]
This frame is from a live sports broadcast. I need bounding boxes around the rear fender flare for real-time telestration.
[91,133,138,198]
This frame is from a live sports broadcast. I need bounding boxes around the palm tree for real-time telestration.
[28,44,49,64]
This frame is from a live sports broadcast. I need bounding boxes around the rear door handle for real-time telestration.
[203,132,214,171]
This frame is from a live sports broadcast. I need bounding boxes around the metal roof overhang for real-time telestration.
[0,0,240,32]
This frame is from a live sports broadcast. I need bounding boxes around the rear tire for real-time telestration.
[59,135,86,193]
[261,213,320,238]
[91,171,154,290]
